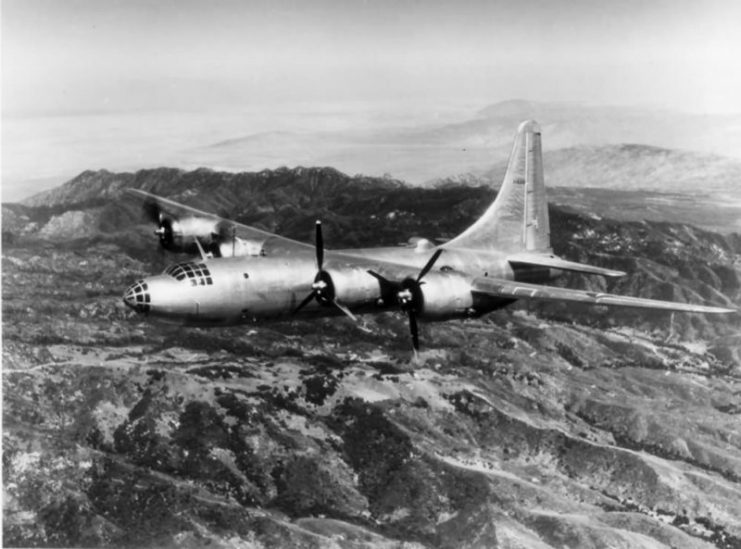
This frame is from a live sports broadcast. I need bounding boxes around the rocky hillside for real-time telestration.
[3,167,741,548]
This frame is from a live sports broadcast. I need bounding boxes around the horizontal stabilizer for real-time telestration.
[472,277,737,314]
[507,253,626,278]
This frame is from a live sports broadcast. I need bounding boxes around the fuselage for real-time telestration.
[122,245,559,326]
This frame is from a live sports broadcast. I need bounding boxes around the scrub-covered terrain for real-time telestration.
[3,167,740,548]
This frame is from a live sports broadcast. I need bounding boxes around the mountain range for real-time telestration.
[6,99,741,203]
[3,165,741,548]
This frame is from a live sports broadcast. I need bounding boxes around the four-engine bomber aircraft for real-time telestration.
[123,121,735,350]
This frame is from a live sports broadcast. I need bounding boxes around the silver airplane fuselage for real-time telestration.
[123,245,555,326]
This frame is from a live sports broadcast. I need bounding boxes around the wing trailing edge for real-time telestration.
[472,277,737,314]
[507,253,626,278]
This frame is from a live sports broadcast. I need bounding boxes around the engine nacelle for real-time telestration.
[416,273,474,319]
[326,268,383,307]
[218,237,265,258]
[156,216,220,254]
[156,216,264,258]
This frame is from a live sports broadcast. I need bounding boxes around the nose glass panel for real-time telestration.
[123,280,151,312]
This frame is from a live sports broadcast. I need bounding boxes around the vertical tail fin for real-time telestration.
[446,120,551,253]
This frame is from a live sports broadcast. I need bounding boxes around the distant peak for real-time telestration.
[72,169,113,180]
[617,143,671,155]
[477,99,538,118]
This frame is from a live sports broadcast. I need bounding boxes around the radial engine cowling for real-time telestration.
[415,273,474,319]
[325,268,384,307]
[155,216,220,254]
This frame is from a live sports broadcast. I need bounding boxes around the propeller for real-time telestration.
[143,198,176,249]
[142,198,162,224]
[293,221,357,321]
[154,217,175,249]
[368,248,443,352]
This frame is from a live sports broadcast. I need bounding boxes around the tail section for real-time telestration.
[446,120,551,253]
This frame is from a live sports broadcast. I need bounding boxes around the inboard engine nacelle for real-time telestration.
[412,272,474,319]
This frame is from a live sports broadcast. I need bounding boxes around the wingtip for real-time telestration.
[709,306,739,315]
[683,304,738,314]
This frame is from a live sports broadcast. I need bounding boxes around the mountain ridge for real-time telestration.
[8,98,741,202]
[4,164,741,548]
[18,141,741,237]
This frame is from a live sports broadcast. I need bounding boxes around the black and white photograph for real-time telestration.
[3,0,741,547]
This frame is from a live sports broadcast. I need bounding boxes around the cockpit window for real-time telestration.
[165,263,213,285]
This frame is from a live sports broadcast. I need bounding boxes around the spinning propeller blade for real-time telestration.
[368,249,444,352]
[293,289,318,315]
[332,299,358,322]
[315,221,324,270]
[417,249,443,283]
[142,198,162,224]
[292,220,359,322]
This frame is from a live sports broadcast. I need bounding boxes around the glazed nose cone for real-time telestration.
[122,280,151,313]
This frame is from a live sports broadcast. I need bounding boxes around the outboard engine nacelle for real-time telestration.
[155,216,221,254]
[144,198,224,255]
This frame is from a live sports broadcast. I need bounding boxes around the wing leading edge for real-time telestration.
[472,277,737,314]
[125,188,451,275]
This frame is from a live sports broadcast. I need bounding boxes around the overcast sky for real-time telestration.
[4,0,741,115]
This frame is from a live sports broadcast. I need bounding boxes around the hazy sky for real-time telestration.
[4,0,741,115]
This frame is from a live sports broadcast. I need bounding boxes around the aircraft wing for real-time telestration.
[506,252,626,277]
[126,188,313,252]
[472,276,737,314]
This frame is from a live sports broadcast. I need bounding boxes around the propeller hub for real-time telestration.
[312,279,328,291]
[398,276,425,314]
[312,275,334,302]
[398,288,414,308]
